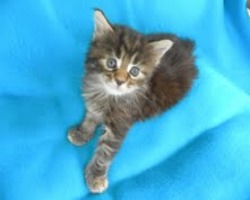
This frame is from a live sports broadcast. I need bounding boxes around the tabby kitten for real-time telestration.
[68,9,197,193]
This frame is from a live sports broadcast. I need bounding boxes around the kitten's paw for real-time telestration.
[67,127,91,146]
[86,174,108,193]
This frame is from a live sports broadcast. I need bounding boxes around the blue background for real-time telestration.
[0,0,250,199]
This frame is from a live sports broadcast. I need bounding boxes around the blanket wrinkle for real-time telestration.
[101,110,250,200]
[111,104,250,187]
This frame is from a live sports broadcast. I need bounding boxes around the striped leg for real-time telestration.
[85,126,126,193]
[68,112,100,146]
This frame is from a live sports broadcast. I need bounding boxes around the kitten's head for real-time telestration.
[85,9,173,96]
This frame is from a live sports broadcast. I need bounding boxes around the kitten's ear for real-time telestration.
[148,39,174,64]
[93,9,114,39]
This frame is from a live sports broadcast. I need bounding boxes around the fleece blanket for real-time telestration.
[1,0,250,199]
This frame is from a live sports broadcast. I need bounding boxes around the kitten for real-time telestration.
[68,9,197,193]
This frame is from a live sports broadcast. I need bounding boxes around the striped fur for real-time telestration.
[68,9,197,193]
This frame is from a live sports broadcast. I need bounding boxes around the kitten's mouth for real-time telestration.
[104,80,137,96]
[99,76,135,96]
[104,83,128,96]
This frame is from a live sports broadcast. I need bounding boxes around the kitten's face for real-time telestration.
[85,10,173,96]
[98,55,147,95]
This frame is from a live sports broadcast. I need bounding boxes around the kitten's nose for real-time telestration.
[115,79,124,86]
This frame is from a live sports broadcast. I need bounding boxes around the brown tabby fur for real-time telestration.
[68,9,197,193]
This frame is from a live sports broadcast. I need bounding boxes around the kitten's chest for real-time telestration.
[84,92,108,119]
[84,90,140,123]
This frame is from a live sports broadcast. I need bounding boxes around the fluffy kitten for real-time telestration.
[68,9,197,193]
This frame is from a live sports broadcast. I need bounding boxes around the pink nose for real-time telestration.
[115,79,124,86]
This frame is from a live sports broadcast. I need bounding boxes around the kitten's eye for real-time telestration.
[129,66,140,77]
[106,58,117,70]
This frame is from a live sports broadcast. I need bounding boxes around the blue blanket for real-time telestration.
[1,0,250,199]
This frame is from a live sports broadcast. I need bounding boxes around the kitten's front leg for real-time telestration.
[85,125,128,193]
[68,111,100,146]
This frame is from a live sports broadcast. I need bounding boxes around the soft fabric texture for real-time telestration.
[0,0,250,199]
